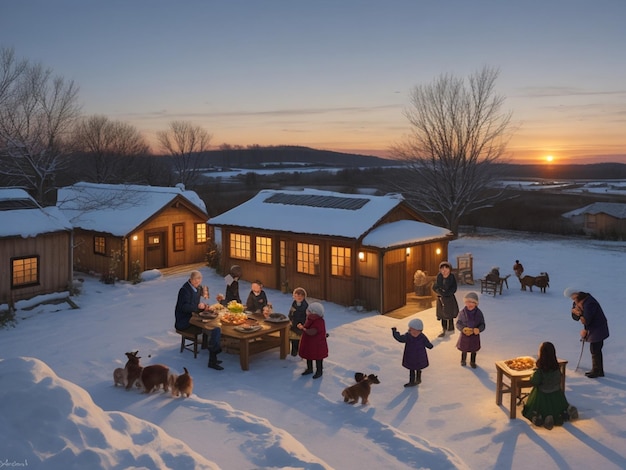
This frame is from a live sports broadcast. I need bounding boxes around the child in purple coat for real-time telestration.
[392,317,433,387]
[456,292,485,368]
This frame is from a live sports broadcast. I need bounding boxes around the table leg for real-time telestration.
[279,327,288,359]
[510,378,518,419]
[496,368,503,405]
[239,338,250,371]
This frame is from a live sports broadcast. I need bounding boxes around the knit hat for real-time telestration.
[408,318,424,330]
[563,287,582,298]
[439,261,452,269]
[464,292,479,304]
[307,302,324,317]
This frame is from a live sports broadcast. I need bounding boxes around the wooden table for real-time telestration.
[495,358,568,419]
[190,312,290,371]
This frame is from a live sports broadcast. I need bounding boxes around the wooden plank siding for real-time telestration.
[1,231,72,305]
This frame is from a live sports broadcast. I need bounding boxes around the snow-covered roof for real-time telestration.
[361,219,452,249]
[210,188,451,247]
[0,189,72,238]
[562,202,626,219]
[57,182,207,237]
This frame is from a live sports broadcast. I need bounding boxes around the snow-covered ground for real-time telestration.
[1,229,625,469]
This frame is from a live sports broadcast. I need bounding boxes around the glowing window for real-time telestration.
[255,236,272,264]
[230,233,251,260]
[297,243,319,275]
[331,246,351,277]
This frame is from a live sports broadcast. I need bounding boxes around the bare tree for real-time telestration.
[70,114,150,183]
[156,121,212,188]
[391,66,513,234]
[0,50,81,205]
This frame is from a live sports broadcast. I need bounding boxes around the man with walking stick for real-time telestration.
[564,287,610,378]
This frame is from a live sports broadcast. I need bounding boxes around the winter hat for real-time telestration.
[439,261,452,269]
[563,287,582,298]
[464,292,479,305]
[408,318,424,330]
[307,302,325,317]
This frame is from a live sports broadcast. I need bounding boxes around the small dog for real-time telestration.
[519,272,550,293]
[140,364,170,393]
[124,351,143,391]
[170,367,194,398]
[342,373,380,405]
[113,367,127,387]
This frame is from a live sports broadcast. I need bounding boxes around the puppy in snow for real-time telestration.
[171,367,193,398]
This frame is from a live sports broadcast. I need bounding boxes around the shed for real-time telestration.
[57,182,209,282]
[209,188,454,313]
[0,188,73,308]
[562,202,626,237]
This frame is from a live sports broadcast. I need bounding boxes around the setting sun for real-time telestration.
[545,155,554,163]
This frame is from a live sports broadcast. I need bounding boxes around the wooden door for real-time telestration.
[384,261,406,313]
[146,231,166,269]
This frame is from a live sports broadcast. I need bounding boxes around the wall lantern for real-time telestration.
[436,248,441,255]
[358,251,366,262]
[132,235,138,241]
[406,247,411,257]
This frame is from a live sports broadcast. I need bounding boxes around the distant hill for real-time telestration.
[201,145,399,168]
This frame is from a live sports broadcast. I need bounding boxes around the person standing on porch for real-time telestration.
[432,261,459,337]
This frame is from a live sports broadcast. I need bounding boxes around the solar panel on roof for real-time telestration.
[264,193,369,210]
[0,199,39,211]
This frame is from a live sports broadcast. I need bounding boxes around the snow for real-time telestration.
[0,188,72,238]
[1,229,625,469]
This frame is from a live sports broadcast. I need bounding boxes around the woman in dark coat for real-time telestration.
[288,287,308,356]
[432,260,459,337]
[522,341,578,429]
[297,302,328,379]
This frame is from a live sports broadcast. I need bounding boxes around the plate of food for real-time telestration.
[234,324,262,333]
[264,313,288,323]
[221,312,248,325]
[504,356,536,371]
[198,311,218,320]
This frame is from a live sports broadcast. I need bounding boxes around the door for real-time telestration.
[146,231,166,269]
[384,261,406,313]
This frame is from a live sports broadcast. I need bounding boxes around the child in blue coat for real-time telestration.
[392,317,433,387]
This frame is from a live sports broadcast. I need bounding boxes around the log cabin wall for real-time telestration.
[1,231,72,304]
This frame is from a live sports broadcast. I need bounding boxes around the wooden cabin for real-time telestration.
[563,202,626,238]
[57,182,209,282]
[209,189,454,313]
[0,189,73,308]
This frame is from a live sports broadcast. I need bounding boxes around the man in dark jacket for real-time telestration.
[565,288,610,378]
[175,270,223,370]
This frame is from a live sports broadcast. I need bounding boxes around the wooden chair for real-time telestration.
[176,329,200,358]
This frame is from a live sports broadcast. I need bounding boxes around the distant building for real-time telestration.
[562,202,626,237]
[57,182,209,282]
[210,188,454,313]
[0,189,73,308]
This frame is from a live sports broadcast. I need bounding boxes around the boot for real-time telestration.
[301,359,313,375]
[312,360,323,379]
[201,333,209,349]
[586,352,604,378]
[208,351,224,370]
[416,370,422,384]
[470,352,477,369]
[438,320,446,337]
[447,320,455,331]
[461,352,467,366]
[404,370,417,387]
[290,340,299,357]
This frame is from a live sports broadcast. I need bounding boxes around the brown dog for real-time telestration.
[113,367,127,387]
[170,367,193,398]
[342,374,380,405]
[519,272,550,293]
[124,351,143,391]
[140,364,170,393]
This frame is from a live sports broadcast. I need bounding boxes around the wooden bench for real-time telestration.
[176,329,200,358]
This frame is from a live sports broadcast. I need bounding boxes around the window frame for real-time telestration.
[173,223,185,252]
[11,255,40,288]
[296,242,320,275]
[331,246,352,277]
[195,222,208,244]
[94,235,106,256]
[255,236,272,264]
[230,233,251,260]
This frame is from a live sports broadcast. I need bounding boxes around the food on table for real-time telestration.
[227,301,245,313]
[504,356,536,371]
[221,311,248,325]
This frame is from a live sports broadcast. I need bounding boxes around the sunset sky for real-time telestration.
[2,0,625,164]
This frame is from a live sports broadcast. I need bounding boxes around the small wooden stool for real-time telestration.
[176,329,200,358]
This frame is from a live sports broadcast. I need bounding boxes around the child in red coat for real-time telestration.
[297,302,328,379]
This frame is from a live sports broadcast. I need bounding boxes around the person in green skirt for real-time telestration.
[522,341,578,429]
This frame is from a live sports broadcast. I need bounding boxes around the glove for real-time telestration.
[473,328,480,335]
[391,327,397,332]
[462,327,473,336]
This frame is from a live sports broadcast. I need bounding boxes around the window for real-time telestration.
[331,246,351,277]
[255,236,272,264]
[173,224,185,251]
[230,233,251,260]
[297,242,319,275]
[94,236,106,255]
[195,222,207,243]
[12,256,39,288]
